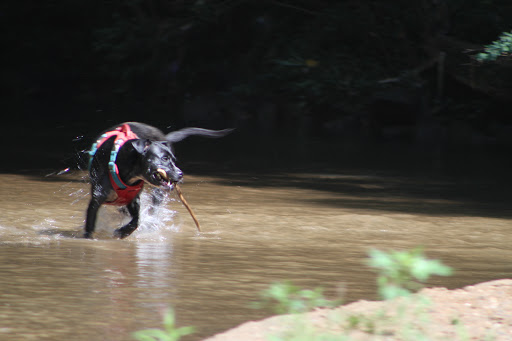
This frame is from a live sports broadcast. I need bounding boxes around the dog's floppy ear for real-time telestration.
[130,139,151,154]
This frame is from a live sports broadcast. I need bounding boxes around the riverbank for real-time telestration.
[203,279,512,341]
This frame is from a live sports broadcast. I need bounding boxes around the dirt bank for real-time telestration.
[203,279,512,341]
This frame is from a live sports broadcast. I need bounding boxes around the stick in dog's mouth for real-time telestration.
[155,169,201,232]
[174,184,201,232]
[155,168,171,187]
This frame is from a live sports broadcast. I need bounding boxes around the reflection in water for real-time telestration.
[0,169,511,340]
[135,242,178,304]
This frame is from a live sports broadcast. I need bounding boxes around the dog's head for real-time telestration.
[130,139,183,188]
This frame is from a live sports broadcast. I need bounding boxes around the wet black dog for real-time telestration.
[84,122,231,239]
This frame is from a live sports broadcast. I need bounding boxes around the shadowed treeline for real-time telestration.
[2,1,512,192]
[3,1,512,142]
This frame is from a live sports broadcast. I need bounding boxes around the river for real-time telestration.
[0,147,511,340]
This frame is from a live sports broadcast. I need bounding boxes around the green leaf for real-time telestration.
[132,308,194,341]
[368,248,453,300]
[410,258,433,281]
[367,249,393,270]
[132,328,171,341]
[379,285,411,300]
[163,310,176,332]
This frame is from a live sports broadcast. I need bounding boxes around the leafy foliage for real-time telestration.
[476,31,512,62]
[254,248,454,341]
[133,249,453,341]
[367,248,453,300]
[254,281,338,315]
[132,308,195,341]
[90,1,430,107]
[6,0,512,126]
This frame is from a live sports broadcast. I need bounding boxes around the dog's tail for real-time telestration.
[165,128,234,143]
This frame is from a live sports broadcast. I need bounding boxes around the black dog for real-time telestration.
[84,122,231,239]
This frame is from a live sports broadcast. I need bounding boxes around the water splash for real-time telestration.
[30,170,181,241]
[69,188,89,205]
[135,190,180,240]
[90,189,179,241]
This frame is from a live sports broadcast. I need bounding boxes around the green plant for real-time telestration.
[132,308,195,341]
[254,281,338,315]
[345,314,376,334]
[476,31,512,62]
[253,282,344,341]
[255,248,456,341]
[367,248,453,300]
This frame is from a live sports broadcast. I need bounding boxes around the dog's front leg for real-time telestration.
[113,196,141,239]
[84,194,106,239]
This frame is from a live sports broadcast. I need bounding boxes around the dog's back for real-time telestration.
[101,122,166,141]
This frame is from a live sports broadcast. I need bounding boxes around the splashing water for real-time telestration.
[34,170,181,241]
[137,190,180,237]
[91,189,179,241]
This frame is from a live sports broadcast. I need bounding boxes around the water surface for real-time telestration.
[0,165,511,340]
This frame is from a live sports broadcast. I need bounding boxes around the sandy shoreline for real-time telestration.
[203,279,512,341]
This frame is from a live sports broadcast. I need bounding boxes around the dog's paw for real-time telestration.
[113,229,132,239]
[113,230,123,239]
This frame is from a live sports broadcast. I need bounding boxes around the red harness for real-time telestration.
[89,124,144,206]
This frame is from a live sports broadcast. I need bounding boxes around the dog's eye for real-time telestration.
[161,156,170,162]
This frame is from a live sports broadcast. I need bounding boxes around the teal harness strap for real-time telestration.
[87,135,107,170]
[108,139,127,189]
[87,129,132,190]
[87,124,143,206]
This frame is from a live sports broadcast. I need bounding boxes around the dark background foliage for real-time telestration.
[2,0,512,170]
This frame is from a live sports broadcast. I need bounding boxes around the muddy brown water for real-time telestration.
[1,161,511,340]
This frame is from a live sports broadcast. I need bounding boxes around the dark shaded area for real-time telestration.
[2,0,512,203]
[210,169,512,219]
[19,135,512,221]
[183,139,512,219]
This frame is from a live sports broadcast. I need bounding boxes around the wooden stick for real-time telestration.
[175,184,201,232]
